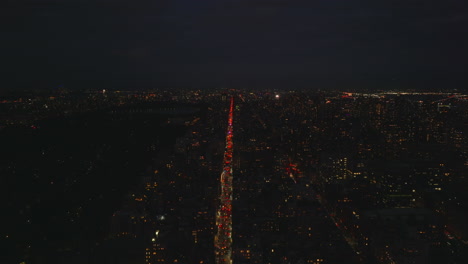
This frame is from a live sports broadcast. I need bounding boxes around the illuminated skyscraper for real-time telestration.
[145,231,166,264]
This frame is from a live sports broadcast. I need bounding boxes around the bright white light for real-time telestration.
[275,94,280,99]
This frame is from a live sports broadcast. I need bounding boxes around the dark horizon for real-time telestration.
[2,0,468,91]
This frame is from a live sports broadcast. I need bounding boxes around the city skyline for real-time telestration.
[1,89,468,263]
[2,0,468,263]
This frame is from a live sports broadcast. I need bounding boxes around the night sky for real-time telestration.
[2,0,468,91]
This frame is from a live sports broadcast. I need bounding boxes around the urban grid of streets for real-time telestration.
[2,90,468,263]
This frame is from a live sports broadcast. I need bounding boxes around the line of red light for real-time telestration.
[215,97,235,264]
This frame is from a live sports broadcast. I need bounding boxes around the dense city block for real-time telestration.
[1,89,468,264]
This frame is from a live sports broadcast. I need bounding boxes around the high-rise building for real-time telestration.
[145,231,166,264]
